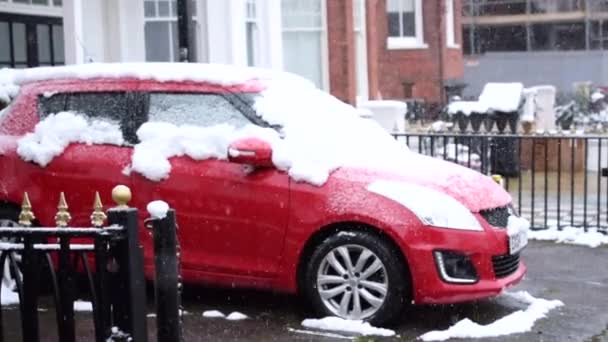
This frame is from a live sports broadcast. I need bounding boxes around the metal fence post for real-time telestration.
[150,209,182,342]
[107,186,148,342]
[19,192,40,342]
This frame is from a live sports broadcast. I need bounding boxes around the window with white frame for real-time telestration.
[386,0,426,49]
[143,0,197,62]
[1,0,62,5]
[245,0,260,66]
[281,0,327,90]
[445,0,457,47]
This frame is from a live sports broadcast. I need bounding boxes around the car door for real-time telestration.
[26,91,137,226]
[130,91,290,280]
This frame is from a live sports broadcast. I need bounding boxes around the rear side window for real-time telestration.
[147,93,251,128]
[38,92,146,144]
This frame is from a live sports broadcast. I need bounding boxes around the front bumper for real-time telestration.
[405,216,526,305]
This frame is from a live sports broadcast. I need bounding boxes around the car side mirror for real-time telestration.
[228,137,273,168]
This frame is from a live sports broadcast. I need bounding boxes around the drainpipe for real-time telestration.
[436,0,446,104]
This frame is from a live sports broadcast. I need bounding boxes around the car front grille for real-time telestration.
[480,206,509,228]
[492,253,520,278]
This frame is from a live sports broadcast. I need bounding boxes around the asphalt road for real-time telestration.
[2,241,607,341]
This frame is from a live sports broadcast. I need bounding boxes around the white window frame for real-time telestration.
[281,0,329,91]
[144,0,198,62]
[445,0,458,48]
[244,0,260,66]
[386,0,427,50]
[0,0,62,17]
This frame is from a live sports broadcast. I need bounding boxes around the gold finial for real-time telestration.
[55,192,71,227]
[491,174,504,187]
[18,192,36,227]
[91,192,107,227]
[112,185,132,209]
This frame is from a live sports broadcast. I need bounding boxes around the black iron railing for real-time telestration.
[394,132,608,232]
[0,187,182,342]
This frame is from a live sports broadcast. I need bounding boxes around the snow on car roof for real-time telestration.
[0,62,272,87]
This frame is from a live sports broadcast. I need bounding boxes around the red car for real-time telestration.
[0,64,527,325]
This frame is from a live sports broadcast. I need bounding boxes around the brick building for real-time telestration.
[329,0,465,108]
[0,0,463,110]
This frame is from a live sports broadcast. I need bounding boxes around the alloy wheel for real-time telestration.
[316,244,388,320]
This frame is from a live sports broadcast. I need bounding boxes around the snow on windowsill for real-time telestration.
[387,37,429,50]
[419,291,563,341]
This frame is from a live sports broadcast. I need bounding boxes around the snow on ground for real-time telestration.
[17,111,123,167]
[447,101,489,115]
[287,328,352,340]
[202,310,247,320]
[301,317,395,337]
[419,291,563,341]
[202,310,225,318]
[1,285,19,305]
[146,200,169,219]
[528,225,608,248]
[226,312,248,321]
[73,300,93,311]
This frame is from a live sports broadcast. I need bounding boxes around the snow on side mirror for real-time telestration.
[228,137,273,168]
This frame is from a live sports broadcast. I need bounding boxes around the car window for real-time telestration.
[38,92,145,144]
[147,93,251,128]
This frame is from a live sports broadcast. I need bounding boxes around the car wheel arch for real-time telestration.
[295,221,413,299]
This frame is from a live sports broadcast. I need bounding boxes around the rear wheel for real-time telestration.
[0,207,22,291]
[303,230,410,326]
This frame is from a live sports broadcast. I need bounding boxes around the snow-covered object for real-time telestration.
[202,310,225,318]
[73,300,93,311]
[507,215,530,236]
[147,200,169,219]
[591,91,605,103]
[528,225,608,248]
[531,85,556,131]
[358,100,407,133]
[478,83,524,113]
[226,312,248,320]
[1,285,19,305]
[301,317,395,337]
[447,101,489,116]
[368,180,482,231]
[0,69,18,105]
[16,111,124,167]
[419,291,563,341]
[521,88,537,123]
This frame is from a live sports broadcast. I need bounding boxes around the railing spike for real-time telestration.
[55,192,71,227]
[91,191,107,227]
[18,192,35,227]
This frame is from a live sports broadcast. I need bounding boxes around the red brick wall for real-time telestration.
[367,0,464,104]
[327,0,357,105]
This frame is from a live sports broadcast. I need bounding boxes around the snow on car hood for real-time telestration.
[332,154,512,212]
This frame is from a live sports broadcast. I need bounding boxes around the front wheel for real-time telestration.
[0,208,23,292]
[303,230,410,326]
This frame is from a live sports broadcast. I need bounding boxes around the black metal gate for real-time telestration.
[0,185,182,342]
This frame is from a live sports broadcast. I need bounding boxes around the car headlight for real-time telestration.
[367,180,483,231]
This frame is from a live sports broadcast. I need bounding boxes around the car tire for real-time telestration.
[303,230,410,326]
[0,205,24,291]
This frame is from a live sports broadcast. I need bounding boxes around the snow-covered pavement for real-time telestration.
[0,240,606,341]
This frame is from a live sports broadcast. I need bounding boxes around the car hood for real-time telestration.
[332,153,512,213]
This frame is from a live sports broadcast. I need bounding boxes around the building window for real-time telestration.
[245,0,260,66]
[281,0,328,90]
[445,0,457,47]
[0,15,63,68]
[386,0,426,49]
[144,0,197,62]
